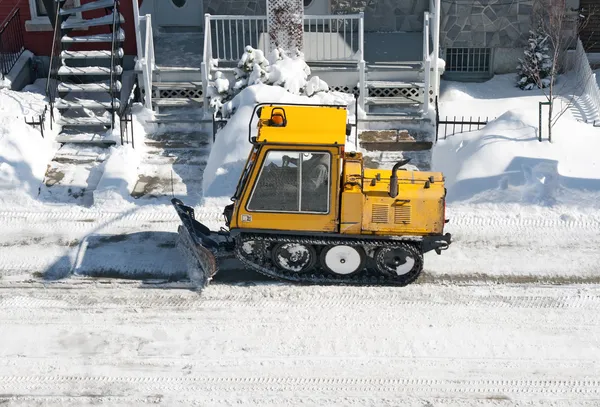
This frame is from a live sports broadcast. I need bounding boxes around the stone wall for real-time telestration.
[331,0,429,32]
[441,0,533,49]
[203,0,266,15]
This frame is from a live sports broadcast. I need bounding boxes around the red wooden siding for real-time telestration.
[0,0,142,57]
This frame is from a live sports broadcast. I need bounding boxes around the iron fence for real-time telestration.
[0,7,25,79]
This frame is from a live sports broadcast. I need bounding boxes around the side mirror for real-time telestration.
[345,123,352,136]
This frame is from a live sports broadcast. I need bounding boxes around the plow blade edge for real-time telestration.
[171,198,225,288]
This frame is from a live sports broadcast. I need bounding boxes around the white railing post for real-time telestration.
[432,0,441,103]
[423,12,431,115]
[202,13,212,115]
[143,14,153,109]
[358,12,365,112]
[132,0,143,61]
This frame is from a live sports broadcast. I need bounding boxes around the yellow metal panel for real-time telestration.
[361,168,446,236]
[232,144,342,233]
[257,105,347,146]
[339,154,363,234]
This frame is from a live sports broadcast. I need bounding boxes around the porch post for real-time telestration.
[432,0,441,102]
[266,0,304,54]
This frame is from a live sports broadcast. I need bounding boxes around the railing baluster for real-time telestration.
[242,19,246,53]
[228,19,233,61]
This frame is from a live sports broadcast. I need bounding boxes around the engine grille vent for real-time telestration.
[394,205,411,224]
[372,204,389,223]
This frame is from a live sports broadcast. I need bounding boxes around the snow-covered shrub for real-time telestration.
[207,45,330,117]
[517,25,553,90]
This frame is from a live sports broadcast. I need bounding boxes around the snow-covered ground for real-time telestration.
[2,283,600,406]
[2,63,600,405]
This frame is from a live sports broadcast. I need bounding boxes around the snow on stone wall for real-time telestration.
[266,0,303,54]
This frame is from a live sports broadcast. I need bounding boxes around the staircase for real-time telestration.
[47,0,125,146]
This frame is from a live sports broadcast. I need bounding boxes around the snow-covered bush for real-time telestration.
[516,25,553,90]
[207,46,330,117]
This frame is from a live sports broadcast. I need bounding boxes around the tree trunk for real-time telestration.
[548,99,553,142]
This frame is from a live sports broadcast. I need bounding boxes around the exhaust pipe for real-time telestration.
[389,159,411,198]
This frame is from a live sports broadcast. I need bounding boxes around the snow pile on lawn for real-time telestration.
[202,84,356,198]
[433,75,600,207]
[0,79,61,206]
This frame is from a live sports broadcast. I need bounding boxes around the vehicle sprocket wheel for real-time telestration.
[271,242,316,273]
[320,245,365,276]
[374,243,423,285]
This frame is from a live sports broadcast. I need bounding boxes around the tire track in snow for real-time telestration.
[1,375,599,397]
[1,288,600,311]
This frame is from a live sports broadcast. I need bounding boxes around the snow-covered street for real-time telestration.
[2,283,600,406]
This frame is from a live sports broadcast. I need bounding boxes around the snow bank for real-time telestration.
[92,103,155,207]
[433,101,600,207]
[92,145,140,208]
[202,84,355,198]
[0,79,60,205]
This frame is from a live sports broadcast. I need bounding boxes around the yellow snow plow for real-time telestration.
[172,103,451,287]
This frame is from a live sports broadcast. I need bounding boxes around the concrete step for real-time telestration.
[152,81,203,89]
[61,13,123,30]
[61,49,124,60]
[55,132,116,146]
[145,113,207,124]
[152,98,203,108]
[365,96,422,105]
[58,81,121,93]
[59,0,115,15]
[58,65,123,76]
[366,80,424,88]
[55,98,121,110]
[58,117,112,127]
[62,29,125,44]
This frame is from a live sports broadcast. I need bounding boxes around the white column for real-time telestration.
[432,0,441,102]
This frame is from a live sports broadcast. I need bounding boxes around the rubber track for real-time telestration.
[236,233,430,286]
[0,375,599,395]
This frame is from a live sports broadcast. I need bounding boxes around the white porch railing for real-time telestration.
[573,38,600,123]
[202,12,366,111]
[133,0,155,109]
[427,0,441,115]
[423,12,431,115]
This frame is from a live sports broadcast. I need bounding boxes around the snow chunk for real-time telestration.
[92,145,140,208]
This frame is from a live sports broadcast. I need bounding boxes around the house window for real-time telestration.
[247,151,330,213]
[445,48,491,73]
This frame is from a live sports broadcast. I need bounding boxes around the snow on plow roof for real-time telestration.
[254,104,348,146]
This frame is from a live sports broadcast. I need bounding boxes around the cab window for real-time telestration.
[247,150,330,213]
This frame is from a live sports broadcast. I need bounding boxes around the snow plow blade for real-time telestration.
[171,198,232,288]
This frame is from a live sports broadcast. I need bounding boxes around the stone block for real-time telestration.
[447,24,461,41]
[441,1,454,15]
[470,14,484,30]
[519,3,532,16]
[454,15,468,29]
[456,4,473,17]
[444,15,457,31]
[472,30,486,46]
[483,6,497,23]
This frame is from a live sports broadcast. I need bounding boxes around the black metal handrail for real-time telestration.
[109,1,122,129]
[46,1,63,127]
[0,6,25,79]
